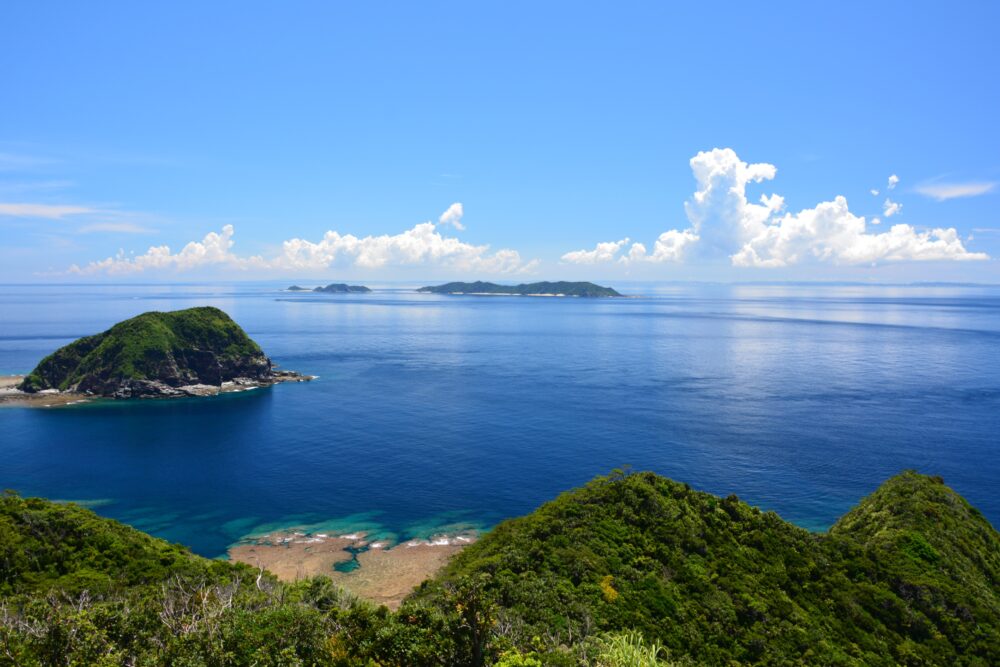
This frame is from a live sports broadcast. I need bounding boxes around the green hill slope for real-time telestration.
[0,492,242,596]
[416,470,1000,665]
[18,306,272,397]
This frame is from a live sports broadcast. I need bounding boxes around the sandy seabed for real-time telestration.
[228,530,475,609]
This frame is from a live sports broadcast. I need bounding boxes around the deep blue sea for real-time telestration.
[1,283,998,557]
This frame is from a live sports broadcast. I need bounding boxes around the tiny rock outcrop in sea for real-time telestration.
[16,306,310,400]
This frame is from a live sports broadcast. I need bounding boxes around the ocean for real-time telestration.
[1,282,998,556]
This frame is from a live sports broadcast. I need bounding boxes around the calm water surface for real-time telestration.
[1,283,997,556]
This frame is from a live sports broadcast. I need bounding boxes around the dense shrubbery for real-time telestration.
[424,470,1000,665]
[2,470,998,666]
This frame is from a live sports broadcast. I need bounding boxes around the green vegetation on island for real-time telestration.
[287,284,372,293]
[417,281,623,297]
[314,283,372,293]
[16,306,299,398]
[1,471,997,666]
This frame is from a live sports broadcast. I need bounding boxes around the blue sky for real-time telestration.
[2,2,998,282]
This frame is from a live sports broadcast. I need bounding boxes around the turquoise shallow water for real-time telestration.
[1,282,998,556]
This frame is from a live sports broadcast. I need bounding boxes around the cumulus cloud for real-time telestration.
[629,229,701,263]
[870,188,879,196]
[273,221,533,273]
[562,228,702,266]
[0,202,95,218]
[561,238,631,264]
[561,148,986,267]
[888,174,900,190]
[731,198,983,267]
[437,202,465,230]
[914,181,997,201]
[70,204,538,276]
[883,198,902,217]
[70,224,255,275]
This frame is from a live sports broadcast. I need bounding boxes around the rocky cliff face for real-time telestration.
[89,351,274,398]
[18,307,290,398]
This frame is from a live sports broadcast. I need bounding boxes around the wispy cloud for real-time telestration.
[0,200,159,236]
[0,152,59,171]
[914,182,997,201]
[0,202,96,219]
[77,222,154,234]
[0,180,75,194]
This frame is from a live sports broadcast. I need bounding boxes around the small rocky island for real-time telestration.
[288,283,371,293]
[417,281,622,297]
[10,306,311,402]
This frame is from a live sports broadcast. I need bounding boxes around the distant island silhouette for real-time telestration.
[288,283,372,293]
[417,281,622,297]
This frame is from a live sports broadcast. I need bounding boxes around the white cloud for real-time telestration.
[887,174,899,190]
[623,230,700,264]
[871,217,881,226]
[71,225,255,275]
[273,221,534,273]
[561,228,702,265]
[700,149,984,266]
[0,202,95,219]
[561,238,631,264]
[684,148,779,253]
[437,202,465,230]
[732,198,984,267]
[70,210,538,276]
[914,182,997,201]
[560,148,986,268]
[77,222,155,234]
[0,180,75,195]
[633,229,701,263]
[883,198,902,217]
[870,188,879,196]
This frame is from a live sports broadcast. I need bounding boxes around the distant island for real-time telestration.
[13,306,310,400]
[417,281,622,297]
[287,283,371,293]
[1,470,997,664]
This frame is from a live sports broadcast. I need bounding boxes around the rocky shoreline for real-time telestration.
[0,371,313,407]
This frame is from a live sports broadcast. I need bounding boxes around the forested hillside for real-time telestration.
[1,470,997,666]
